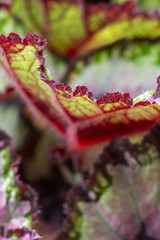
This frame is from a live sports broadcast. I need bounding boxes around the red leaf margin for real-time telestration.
[1,33,160,150]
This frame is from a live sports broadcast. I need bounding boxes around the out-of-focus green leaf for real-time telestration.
[113,0,160,9]
[0,1,26,37]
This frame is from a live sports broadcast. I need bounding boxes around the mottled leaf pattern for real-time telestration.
[0,131,40,239]
[60,124,160,239]
[1,34,160,149]
[0,33,69,134]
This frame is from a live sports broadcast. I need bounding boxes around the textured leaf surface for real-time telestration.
[0,131,40,239]
[1,34,160,149]
[60,124,160,240]
[0,33,69,134]
[12,0,160,58]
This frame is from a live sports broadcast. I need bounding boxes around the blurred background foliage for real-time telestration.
[113,0,160,9]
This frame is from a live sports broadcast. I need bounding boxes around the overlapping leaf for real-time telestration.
[1,33,160,150]
[0,131,40,239]
[59,124,160,239]
[12,0,160,58]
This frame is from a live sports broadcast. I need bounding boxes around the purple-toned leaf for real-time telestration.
[0,131,41,239]
[59,124,160,239]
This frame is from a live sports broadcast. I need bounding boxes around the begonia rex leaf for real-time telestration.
[1,33,160,150]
